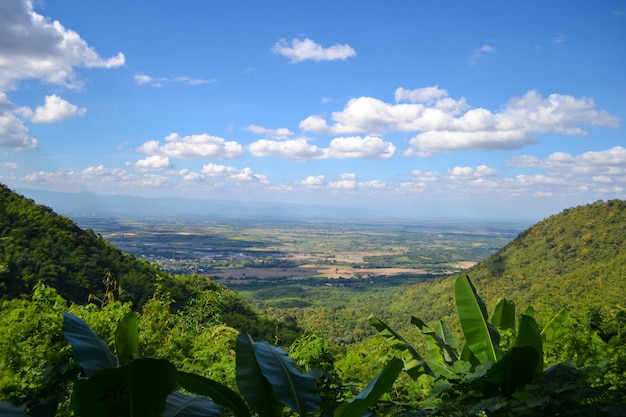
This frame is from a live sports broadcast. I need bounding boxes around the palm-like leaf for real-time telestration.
[254,341,320,416]
[334,358,403,417]
[236,333,283,417]
[164,391,223,417]
[368,315,433,379]
[177,371,249,417]
[454,275,502,364]
[62,312,117,376]
[72,357,177,417]
[491,298,516,332]
[116,312,140,365]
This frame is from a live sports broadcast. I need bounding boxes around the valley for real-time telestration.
[75,215,525,287]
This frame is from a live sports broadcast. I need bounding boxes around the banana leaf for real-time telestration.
[334,358,403,417]
[254,341,320,416]
[177,371,249,417]
[514,314,543,374]
[235,333,283,417]
[368,315,433,379]
[454,275,502,364]
[491,298,516,333]
[164,391,223,417]
[62,312,117,376]
[115,312,140,365]
[72,357,177,417]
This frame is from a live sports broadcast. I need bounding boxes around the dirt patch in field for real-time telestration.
[209,264,431,283]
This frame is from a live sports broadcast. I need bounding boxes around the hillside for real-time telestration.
[0,183,161,306]
[388,199,626,327]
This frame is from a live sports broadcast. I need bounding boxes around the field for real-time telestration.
[76,215,524,286]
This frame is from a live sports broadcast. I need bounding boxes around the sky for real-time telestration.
[0,0,625,221]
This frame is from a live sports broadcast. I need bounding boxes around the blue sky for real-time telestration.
[0,0,624,220]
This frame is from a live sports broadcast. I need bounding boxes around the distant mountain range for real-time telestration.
[16,188,390,220]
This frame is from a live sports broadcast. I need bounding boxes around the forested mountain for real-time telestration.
[0,183,162,306]
[0,183,298,341]
[387,199,626,327]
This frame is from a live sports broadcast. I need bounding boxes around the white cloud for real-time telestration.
[137,133,244,160]
[509,146,626,177]
[272,38,356,63]
[1,162,18,170]
[130,155,173,171]
[245,124,294,139]
[201,163,268,183]
[0,111,37,150]
[395,86,449,103]
[134,73,215,87]
[29,94,86,123]
[329,173,357,189]
[248,138,323,161]
[303,89,619,156]
[469,44,495,66]
[0,0,124,90]
[323,136,396,159]
[360,179,386,188]
[447,165,497,180]
[299,175,326,187]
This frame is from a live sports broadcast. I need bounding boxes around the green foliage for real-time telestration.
[370,274,626,415]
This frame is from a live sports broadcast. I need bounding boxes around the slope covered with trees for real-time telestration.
[0,183,161,306]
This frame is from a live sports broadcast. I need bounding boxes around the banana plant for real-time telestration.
[63,311,403,417]
[370,274,544,396]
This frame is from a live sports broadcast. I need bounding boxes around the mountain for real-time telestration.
[387,199,626,325]
[0,183,300,342]
[0,183,162,305]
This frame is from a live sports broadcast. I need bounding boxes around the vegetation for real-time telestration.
[0,183,625,415]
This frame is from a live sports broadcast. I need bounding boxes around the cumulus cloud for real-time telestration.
[248,138,323,161]
[300,87,620,156]
[509,146,626,177]
[129,155,173,171]
[245,124,294,139]
[324,136,396,159]
[329,173,358,189]
[134,74,215,87]
[272,38,356,63]
[395,86,449,103]
[0,0,124,90]
[299,175,326,187]
[0,92,37,149]
[28,94,86,123]
[201,163,268,183]
[447,165,497,180]
[137,133,244,160]
[248,136,396,161]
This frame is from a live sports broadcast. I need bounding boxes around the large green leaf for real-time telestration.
[480,345,539,396]
[116,312,140,365]
[334,358,403,417]
[164,391,223,417]
[72,357,177,417]
[254,341,320,416]
[177,371,250,417]
[412,317,459,364]
[491,298,516,332]
[368,315,433,379]
[514,314,543,374]
[235,333,283,417]
[62,312,117,376]
[454,275,501,364]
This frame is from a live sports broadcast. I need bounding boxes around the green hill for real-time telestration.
[388,199,626,327]
[0,183,163,306]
